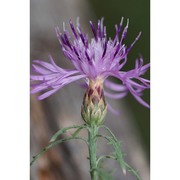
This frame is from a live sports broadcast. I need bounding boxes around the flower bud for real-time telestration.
[81,78,107,125]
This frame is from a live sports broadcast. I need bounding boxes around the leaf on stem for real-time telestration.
[50,124,87,142]
[98,125,141,180]
[31,133,87,166]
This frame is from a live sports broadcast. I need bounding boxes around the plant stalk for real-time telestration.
[88,123,98,180]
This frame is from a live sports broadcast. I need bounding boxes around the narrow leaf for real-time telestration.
[50,124,87,142]
[31,136,87,166]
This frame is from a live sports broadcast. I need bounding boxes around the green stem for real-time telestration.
[88,123,98,180]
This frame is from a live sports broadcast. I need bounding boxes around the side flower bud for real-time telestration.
[81,78,107,125]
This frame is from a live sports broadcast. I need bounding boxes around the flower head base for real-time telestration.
[81,77,107,125]
[30,17,150,112]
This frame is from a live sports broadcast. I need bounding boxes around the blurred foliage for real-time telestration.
[88,0,150,158]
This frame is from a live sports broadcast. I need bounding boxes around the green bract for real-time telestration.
[81,78,107,125]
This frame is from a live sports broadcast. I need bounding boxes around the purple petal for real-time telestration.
[140,63,150,75]
[104,80,127,92]
[38,87,62,100]
[107,102,121,116]
[135,57,143,69]
[55,26,62,45]
[30,74,59,81]
[120,19,129,44]
[113,43,121,58]
[62,48,74,61]
[76,81,88,89]
[89,20,97,41]
[105,91,128,99]
[125,32,141,55]
[102,41,107,58]
[63,33,73,50]
[127,84,142,97]
[30,84,48,94]
[132,95,150,108]
[32,64,52,74]
[69,19,78,39]
[100,17,105,38]
[127,84,150,108]
[118,56,127,70]
[50,74,86,88]
[113,17,124,43]
[138,77,150,84]
[48,55,66,72]
[35,74,86,100]
[127,79,148,89]
[38,75,85,100]
[33,60,58,72]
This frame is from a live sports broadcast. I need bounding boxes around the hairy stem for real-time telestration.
[88,123,98,180]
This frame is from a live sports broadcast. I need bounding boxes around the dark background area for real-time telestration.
[89,0,150,156]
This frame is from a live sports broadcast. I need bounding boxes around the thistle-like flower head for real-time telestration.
[81,77,107,125]
[30,17,150,110]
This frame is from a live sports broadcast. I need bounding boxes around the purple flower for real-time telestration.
[30,17,150,108]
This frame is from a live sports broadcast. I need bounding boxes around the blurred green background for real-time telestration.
[89,0,150,157]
